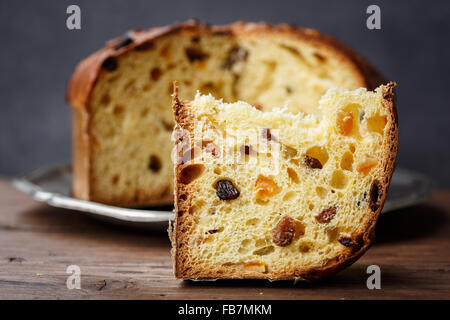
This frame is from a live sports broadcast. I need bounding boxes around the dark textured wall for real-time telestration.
[1,0,449,186]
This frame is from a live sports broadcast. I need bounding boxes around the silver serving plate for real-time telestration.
[12,163,435,230]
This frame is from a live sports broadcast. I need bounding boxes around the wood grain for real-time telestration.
[0,178,448,300]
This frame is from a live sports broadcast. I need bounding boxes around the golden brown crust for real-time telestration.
[71,108,90,200]
[171,82,398,281]
[171,82,197,278]
[68,20,386,110]
[68,20,387,208]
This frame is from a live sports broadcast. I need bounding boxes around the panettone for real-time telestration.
[67,20,386,207]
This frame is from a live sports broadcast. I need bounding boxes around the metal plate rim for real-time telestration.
[12,163,174,223]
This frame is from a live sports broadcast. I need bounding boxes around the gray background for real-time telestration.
[1,0,449,186]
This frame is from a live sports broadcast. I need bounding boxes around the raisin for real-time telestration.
[150,67,162,81]
[185,47,209,62]
[315,207,337,224]
[216,180,240,200]
[261,128,276,142]
[369,180,382,211]
[338,236,354,247]
[272,216,295,247]
[114,37,133,50]
[222,46,248,70]
[305,155,322,169]
[102,57,118,71]
[148,155,162,172]
[207,229,218,234]
[240,145,254,156]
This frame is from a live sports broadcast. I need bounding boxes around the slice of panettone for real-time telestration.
[170,82,397,281]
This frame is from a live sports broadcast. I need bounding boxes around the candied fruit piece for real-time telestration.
[215,180,240,200]
[357,156,378,174]
[255,176,277,198]
[336,110,353,135]
[272,216,295,247]
[367,114,387,134]
[338,104,363,138]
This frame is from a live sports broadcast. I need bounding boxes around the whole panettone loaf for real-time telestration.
[171,82,397,280]
[67,20,386,207]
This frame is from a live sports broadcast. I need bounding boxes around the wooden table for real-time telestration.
[0,178,449,300]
